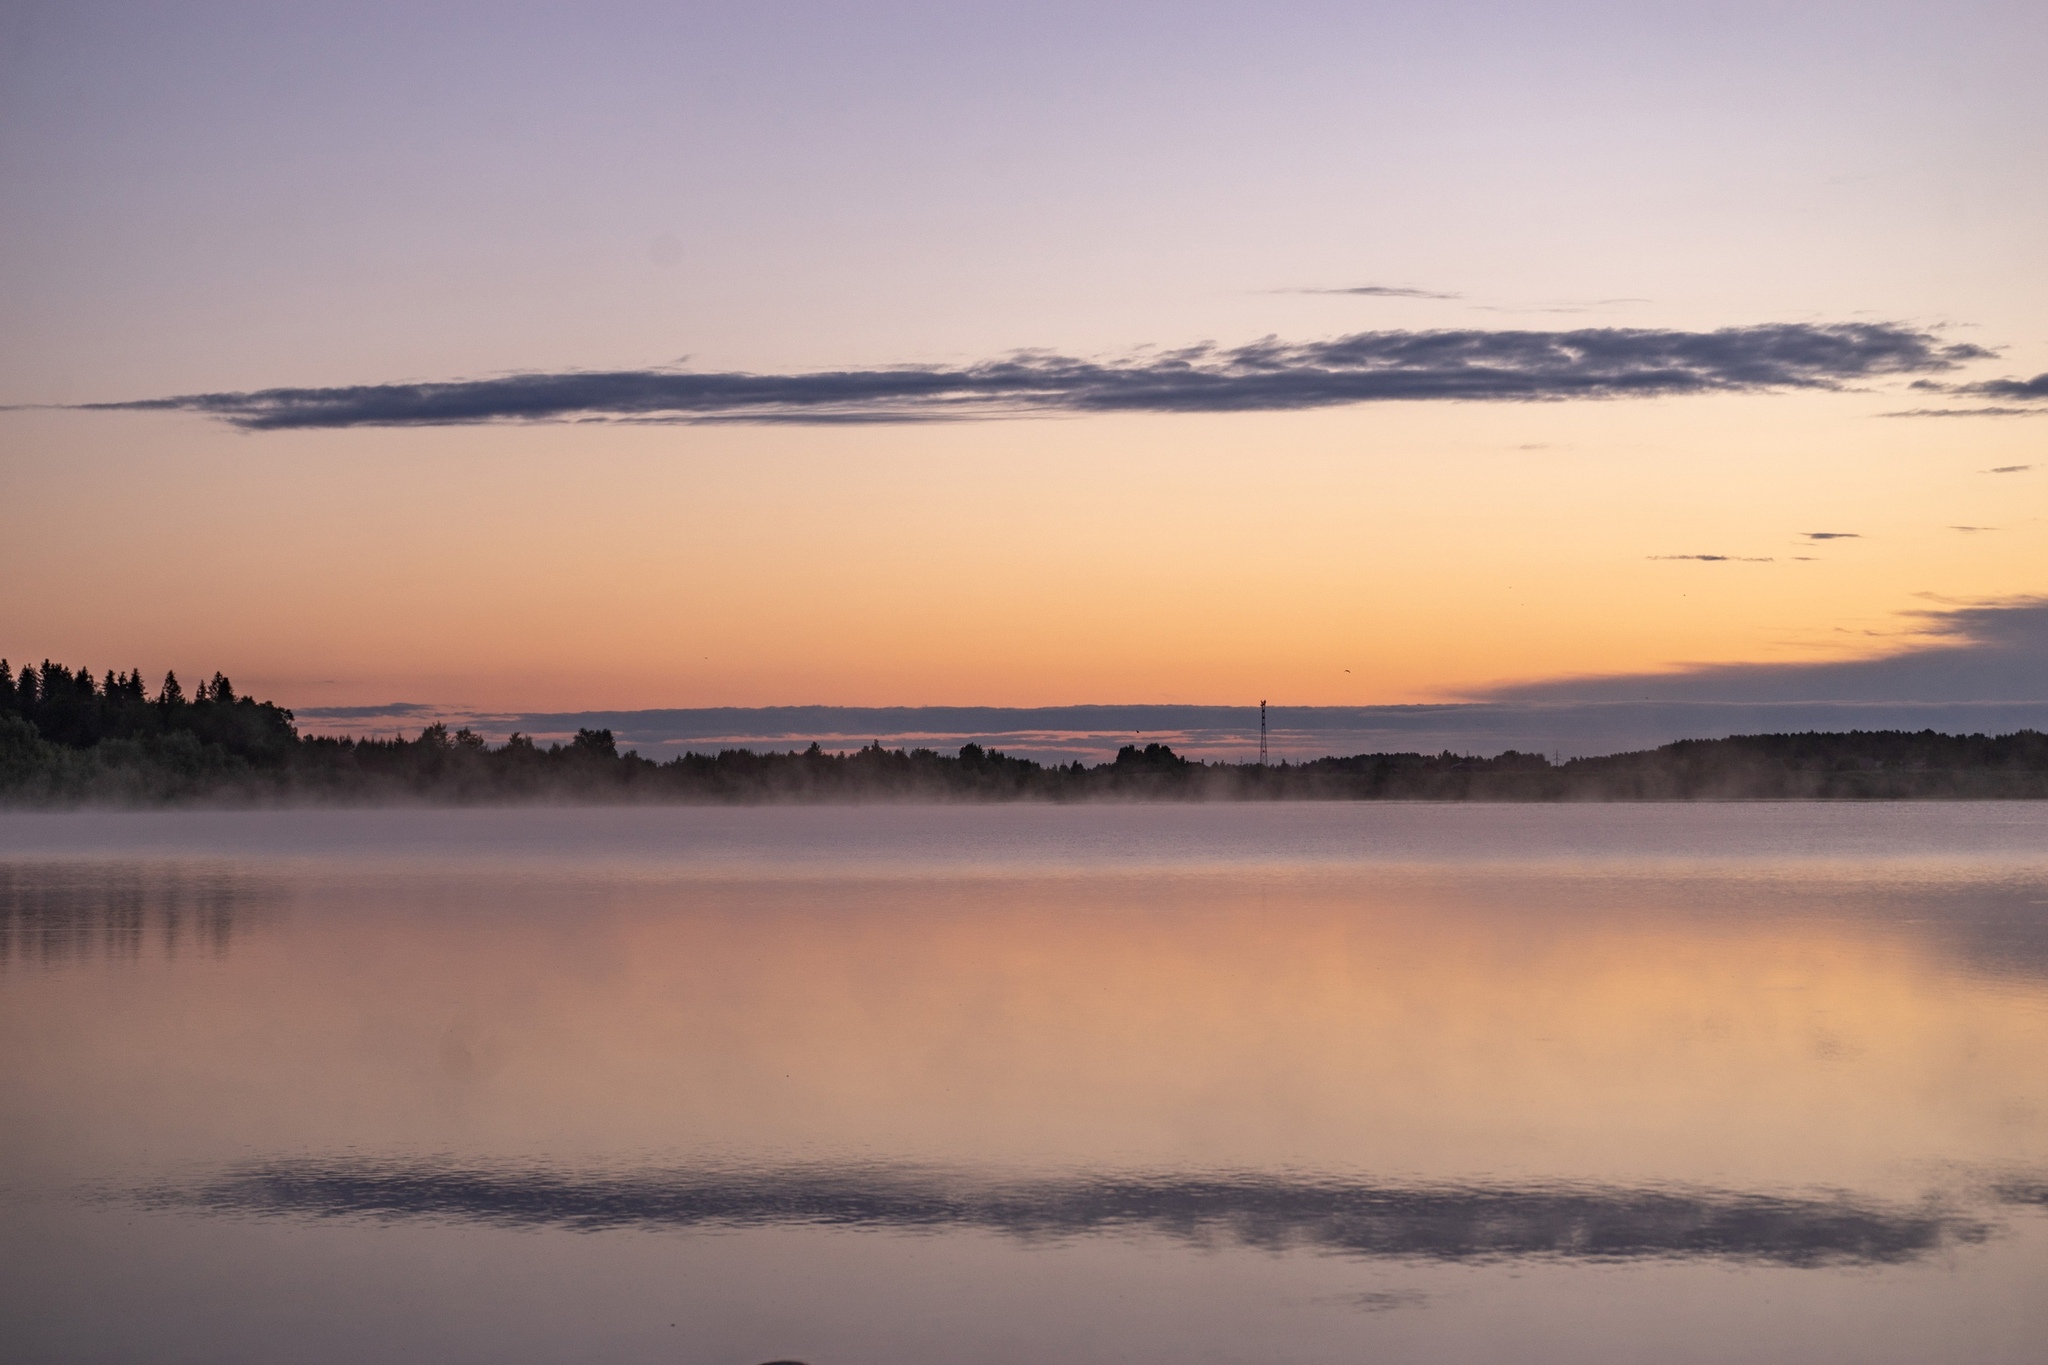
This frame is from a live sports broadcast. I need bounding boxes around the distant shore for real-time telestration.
[5,658,2048,805]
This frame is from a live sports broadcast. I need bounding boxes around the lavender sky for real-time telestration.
[3,2,2044,724]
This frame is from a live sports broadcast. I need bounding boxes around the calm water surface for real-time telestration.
[2,803,2045,1364]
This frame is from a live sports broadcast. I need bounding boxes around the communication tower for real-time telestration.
[1259,699,1268,767]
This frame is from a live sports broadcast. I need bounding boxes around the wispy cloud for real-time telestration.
[1951,526,1997,533]
[1290,286,1652,313]
[1881,407,2048,418]
[1290,284,1462,299]
[80,323,1991,430]
[1987,465,2033,474]
[1803,532,1861,541]
[292,702,446,719]
[1648,554,1774,562]
[1885,369,2048,417]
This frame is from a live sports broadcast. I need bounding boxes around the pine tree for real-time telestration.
[159,671,185,706]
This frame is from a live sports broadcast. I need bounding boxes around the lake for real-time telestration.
[2,803,2045,1364]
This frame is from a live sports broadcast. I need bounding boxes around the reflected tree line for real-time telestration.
[6,657,2048,802]
[0,864,269,968]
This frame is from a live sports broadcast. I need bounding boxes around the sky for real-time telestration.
[3,1,2045,740]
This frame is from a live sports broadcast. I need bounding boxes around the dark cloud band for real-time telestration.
[83,322,1987,430]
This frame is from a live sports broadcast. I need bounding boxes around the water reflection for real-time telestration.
[4,807,2047,1364]
[0,862,279,969]
[151,1159,2004,1268]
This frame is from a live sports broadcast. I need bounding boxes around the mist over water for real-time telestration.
[3,804,2046,1363]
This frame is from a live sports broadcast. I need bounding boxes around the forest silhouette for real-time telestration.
[5,657,2048,804]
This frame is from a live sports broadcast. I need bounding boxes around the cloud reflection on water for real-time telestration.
[149,1160,1996,1268]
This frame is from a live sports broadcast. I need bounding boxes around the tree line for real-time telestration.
[5,657,2048,804]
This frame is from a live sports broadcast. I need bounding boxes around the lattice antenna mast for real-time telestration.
[1259,699,1268,767]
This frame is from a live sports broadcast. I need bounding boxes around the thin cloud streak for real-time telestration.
[1886,369,2048,416]
[1882,407,2048,418]
[80,323,1989,430]
[1291,285,1464,299]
